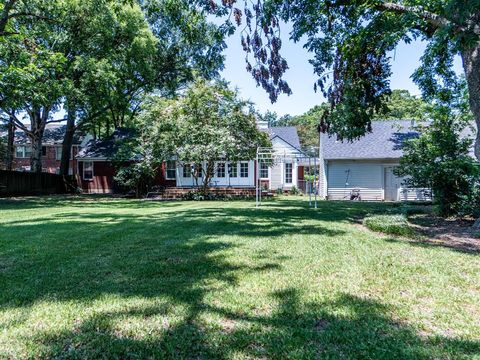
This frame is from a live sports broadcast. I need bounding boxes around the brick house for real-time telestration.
[1,124,88,175]
[76,125,309,194]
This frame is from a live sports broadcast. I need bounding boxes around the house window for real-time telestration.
[194,163,203,178]
[240,162,249,178]
[56,146,62,161]
[228,162,237,178]
[285,163,293,184]
[15,145,32,158]
[216,162,226,178]
[42,146,47,157]
[166,160,176,180]
[260,162,269,179]
[183,164,192,178]
[83,161,94,180]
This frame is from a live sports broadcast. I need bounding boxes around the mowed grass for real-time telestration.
[0,196,479,359]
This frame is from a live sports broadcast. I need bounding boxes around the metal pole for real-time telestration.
[314,155,318,209]
[308,156,312,207]
[256,149,259,208]
[259,159,262,206]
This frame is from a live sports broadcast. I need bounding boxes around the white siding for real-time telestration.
[176,160,255,187]
[327,162,383,201]
[326,160,432,201]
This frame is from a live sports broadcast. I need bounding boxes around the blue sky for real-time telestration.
[220,26,463,117]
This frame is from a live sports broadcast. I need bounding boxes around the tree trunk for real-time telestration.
[31,133,43,173]
[29,108,47,173]
[5,115,15,171]
[461,41,480,161]
[202,160,214,195]
[60,106,76,176]
[461,41,480,229]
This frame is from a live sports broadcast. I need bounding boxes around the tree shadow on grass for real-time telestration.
[34,290,480,359]
[0,201,348,309]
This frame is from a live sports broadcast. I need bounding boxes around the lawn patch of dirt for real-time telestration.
[409,214,480,253]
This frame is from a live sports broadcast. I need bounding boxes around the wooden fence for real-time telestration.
[0,170,75,197]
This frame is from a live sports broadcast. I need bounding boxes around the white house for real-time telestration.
[319,120,432,201]
[175,125,308,191]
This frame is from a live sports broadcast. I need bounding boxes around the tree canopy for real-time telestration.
[0,0,226,172]
[218,0,480,160]
[262,89,428,148]
[137,79,270,194]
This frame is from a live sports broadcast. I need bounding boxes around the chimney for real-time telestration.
[257,120,269,130]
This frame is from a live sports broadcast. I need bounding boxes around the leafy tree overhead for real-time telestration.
[0,0,226,174]
[137,79,270,195]
[264,90,425,148]
[217,0,480,160]
[373,90,429,121]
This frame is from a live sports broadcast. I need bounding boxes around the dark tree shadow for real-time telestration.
[34,290,480,359]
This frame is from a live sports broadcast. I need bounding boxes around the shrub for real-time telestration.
[289,186,301,195]
[363,214,415,237]
[276,188,283,195]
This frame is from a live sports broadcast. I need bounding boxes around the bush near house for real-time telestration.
[363,214,415,237]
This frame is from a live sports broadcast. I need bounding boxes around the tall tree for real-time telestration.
[373,90,429,120]
[217,0,480,160]
[140,79,270,194]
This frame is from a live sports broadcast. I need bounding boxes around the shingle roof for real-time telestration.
[321,120,420,160]
[77,128,137,159]
[266,126,301,149]
[0,124,85,144]
[321,120,478,160]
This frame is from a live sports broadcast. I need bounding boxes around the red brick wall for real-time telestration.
[78,161,176,193]
[12,145,79,175]
[78,161,117,193]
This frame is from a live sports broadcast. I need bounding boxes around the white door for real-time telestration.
[384,166,402,201]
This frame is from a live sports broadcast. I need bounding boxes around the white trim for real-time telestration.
[83,161,94,181]
[165,160,176,180]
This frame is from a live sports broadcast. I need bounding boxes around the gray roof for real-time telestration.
[77,128,137,160]
[0,124,85,145]
[321,120,478,160]
[321,120,420,160]
[266,126,301,149]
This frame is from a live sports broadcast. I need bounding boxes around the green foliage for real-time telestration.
[222,0,480,157]
[264,91,426,148]
[373,90,429,121]
[141,79,271,193]
[110,127,159,197]
[289,186,301,195]
[396,84,479,217]
[363,214,415,237]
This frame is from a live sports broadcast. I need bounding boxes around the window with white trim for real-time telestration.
[285,163,293,184]
[216,162,226,178]
[55,146,62,161]
[83,161,94,180]
[15,145,32,158]
[183,164,192,178]
[166,160,176,180]
[240,162,249,178]
[228,162,237,178]
[260,162,269,179]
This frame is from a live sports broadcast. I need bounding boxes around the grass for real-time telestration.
[363,214,415,237]
[0,196,479,359]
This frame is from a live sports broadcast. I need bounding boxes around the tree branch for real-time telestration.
[375,2,451,29]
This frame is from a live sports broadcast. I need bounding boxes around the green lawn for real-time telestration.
[0,196,479,359]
